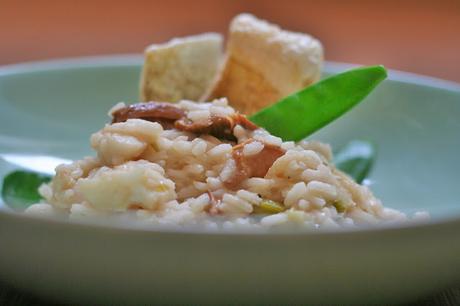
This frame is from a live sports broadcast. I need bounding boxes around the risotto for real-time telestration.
[25,99,427,230]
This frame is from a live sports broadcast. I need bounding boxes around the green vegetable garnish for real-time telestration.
[250,65,387,141]
[332,200,347,213]
[253,199,286,214]
[1,170,51,210]
[334,140,376,184]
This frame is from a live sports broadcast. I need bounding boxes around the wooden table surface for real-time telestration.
[0,0,459,304]
[1,0,459,82]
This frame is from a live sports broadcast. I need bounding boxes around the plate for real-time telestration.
[0,56,459,305]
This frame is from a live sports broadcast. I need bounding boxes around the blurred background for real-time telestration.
[0,0,459,82]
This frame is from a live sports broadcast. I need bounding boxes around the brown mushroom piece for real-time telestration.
[175,113,257,141]
[111,102,186,129]
[224,139,286,190]
[112,101,258,141]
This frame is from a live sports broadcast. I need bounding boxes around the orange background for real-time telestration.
[0,0,459,82]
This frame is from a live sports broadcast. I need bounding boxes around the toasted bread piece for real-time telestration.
[140,33,223,102]
[203,14,323,115]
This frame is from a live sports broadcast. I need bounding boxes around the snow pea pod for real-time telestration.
[334,140,376,184]
[250,65,387,141]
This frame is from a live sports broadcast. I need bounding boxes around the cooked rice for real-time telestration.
[25,98,428,230]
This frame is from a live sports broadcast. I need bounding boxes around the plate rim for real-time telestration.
[1,204,459,238]
[0,54,459,92]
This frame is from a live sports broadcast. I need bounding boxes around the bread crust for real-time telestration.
[140,33,223,102]
[203,14,323,115]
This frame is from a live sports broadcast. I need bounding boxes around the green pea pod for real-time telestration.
[250,66,387,141]
[1,170,51,210]
[334,140,376,184]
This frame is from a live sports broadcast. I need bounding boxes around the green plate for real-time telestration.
[0,56,459,305]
